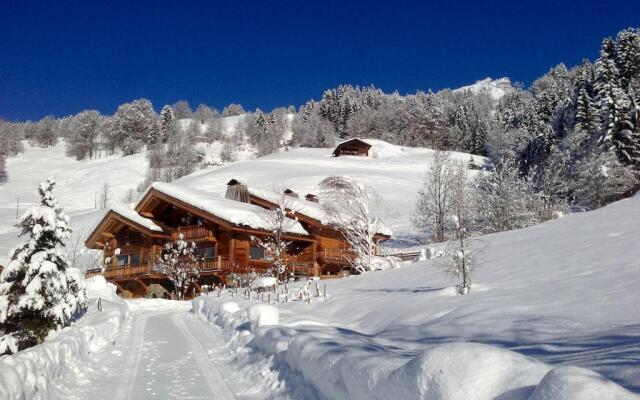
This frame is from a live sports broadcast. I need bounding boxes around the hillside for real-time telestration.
[177,139,487,241]
[0,138,485,266]
[193,192,640,397]
[0,142,148,266]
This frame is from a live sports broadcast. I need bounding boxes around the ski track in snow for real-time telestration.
[68,306,240,400]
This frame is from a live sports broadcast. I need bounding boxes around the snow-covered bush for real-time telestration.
[0,177,87,354]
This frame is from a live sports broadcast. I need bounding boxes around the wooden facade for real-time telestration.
[85,182,389,299]
[332,138,372,157]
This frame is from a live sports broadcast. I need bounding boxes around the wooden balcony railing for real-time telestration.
[172,226,213,241]
[318,249,355,264]
[85,256,233,279]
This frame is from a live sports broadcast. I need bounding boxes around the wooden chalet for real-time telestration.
[85,180,390,298]
[332,138,372,157]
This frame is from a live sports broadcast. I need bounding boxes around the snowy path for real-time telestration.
[124,311,237,399]
[55,303,243,400]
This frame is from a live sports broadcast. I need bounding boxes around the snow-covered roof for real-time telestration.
[110,203,164,232]
[333,137,372,148]
[142,182,309,236]
[247,187,392,237]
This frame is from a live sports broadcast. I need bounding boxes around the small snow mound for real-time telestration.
[364,138,405,158]
[85,275,119,301]
[252,276,277,290]
[381,342,548,400]
[216,301,240,326]
[247,304,279,333]
[529,366,638,400]
[219,301,240,315]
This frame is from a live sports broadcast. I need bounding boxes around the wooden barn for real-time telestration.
[84,180,390,298]
[332,138,372,157]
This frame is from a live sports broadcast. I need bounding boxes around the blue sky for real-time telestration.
[1,0,638,121]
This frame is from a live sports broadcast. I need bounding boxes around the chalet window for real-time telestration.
[117,255,127,267]
[129,253,141,265]
[249,245,265,260]
[117,253,140,267]
[197,246,215,260]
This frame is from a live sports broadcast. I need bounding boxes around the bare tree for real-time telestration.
[412,151,456,242]
[445,216,473,295]
[253,193,297,282]
[319,176,385,273]
[475,158,540,233]
[154,235,200,299]
[99,183,111,209]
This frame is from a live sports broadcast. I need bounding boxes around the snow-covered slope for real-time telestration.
[177,140,486,242]
[193,193,640,397]
[0,142,147,266]
[453,77,514,101]
[0,138,483,266]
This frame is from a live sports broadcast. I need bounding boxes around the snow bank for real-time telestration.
[0,277,128,400]
[529,366,638,400]
[192,292,639,400]
[252,276,277,290]
[247,304,279,333]
[379,342,548,400]
[283,334,553,400]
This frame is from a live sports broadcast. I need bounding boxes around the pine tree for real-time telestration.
[614,28,640,89]
[613,105,640,175]
[0,177,87,354]
[574,88,599,135]
[595,38,631,144]
[159,105,175,143]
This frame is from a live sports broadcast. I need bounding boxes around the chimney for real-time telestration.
[305,193,319,203]
[225,179,250,203]
[283,188,299,198]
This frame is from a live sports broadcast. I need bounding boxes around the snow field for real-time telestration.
[190,193,640,398]
[193,293,638,400]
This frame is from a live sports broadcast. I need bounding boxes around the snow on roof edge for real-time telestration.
[143,182,309,236]
[110,203,164,232]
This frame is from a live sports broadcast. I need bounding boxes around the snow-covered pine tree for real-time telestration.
[159,105,175,143]
[154,235,199,299]
[574,87,599,135]
[614,28,640,89]
[0,156,6,184]
[0,177,87,354]
[595,38,631,144]
[613,105,640,175]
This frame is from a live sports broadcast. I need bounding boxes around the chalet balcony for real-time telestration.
[171,226,215,241]
[318,248,355,265]
[85,256,232,280]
